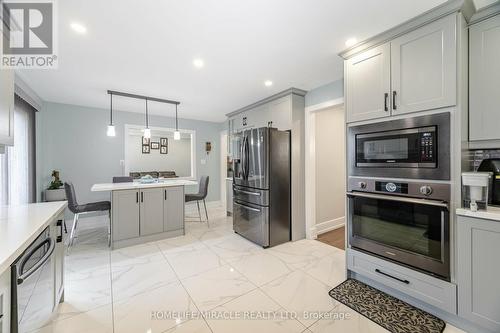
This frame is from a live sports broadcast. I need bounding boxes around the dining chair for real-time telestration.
[185,176,210,226]
[64,182,111,248]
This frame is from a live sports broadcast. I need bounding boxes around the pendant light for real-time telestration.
[106,93,116,137]
[144,99,151,139]
[174,103,181,140]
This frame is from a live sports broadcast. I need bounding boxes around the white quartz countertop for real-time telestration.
[456,206,500,222]
[91,179,198,192]
[0,201,67,273]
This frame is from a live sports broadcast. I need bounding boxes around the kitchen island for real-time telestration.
[91,179,197,249]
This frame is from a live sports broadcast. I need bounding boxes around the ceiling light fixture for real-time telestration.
[264,80,273,87]
[70,22,87,34]
[144,99,151,139]
[345,37,358,47]
[193,58,204,69]
[174,104,181,140]
[106,93,116,137]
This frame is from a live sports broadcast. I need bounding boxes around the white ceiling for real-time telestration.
[17,0,497,123]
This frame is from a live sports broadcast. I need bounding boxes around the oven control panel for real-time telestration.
[375,181,408,194]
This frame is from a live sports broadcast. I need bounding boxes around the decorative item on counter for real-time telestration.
[139,174,156,184]
[462,172,491,212]
[150,141,160,150]
[45,170,66,201]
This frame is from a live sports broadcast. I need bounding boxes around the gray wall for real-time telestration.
[37,102,221,205]
[305,79,344,107]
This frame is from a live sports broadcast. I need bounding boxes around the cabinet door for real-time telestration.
[469,15,500,142]
[391,15,456,115]
[139,188,164,236]
[268,96,291,130]
[458,216,500,332]
[164,186,184,231]
[346,43,391,123]
[0,268,11,333]
[112,189,140,241]
[0,69,14,146]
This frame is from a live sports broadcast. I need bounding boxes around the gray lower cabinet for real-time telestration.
[163,186,184,232]
[112,189,140,241]
[0,267,11,333]
[457,215,500,332]
[140,188,165,236]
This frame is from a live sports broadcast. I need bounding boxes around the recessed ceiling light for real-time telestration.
[264,80,273,87]
[345,37,358,47]
[193,58,204,68]
[70,22,87,34]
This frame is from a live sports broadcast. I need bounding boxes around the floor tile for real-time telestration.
[54,266,112,322]
[182,265,256,311]
[260,270,338,326]
[206,233,263,262]
[230,252,293,286]
[32,304,113,333]
[206,288,306,333]
[110,242,165,267]
[165,245,225,279]
[156,234,207,254]
[300,249,346,288]
[162,319,212,333]
[111,258,178,301]
[113,280,199,333]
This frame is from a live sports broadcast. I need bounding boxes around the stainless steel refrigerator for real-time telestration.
[232,127,291,247]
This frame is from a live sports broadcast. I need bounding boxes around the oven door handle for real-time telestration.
[346,192,449,209]
[17,237,55,285]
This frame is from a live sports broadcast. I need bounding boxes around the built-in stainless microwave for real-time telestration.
[348,113,450,180]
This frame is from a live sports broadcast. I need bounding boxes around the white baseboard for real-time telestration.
[316,216,345,235]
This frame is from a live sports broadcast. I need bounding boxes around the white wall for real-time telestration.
[127,134,191,177]
[314,106,345,232]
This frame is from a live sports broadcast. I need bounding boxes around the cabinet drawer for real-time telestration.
[347,248,456,314]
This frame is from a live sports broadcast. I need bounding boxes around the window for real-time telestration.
[0,95,37,205]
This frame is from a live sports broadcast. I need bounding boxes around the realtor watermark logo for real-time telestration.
[1,0,58,68]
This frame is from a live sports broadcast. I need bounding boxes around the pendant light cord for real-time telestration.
[145,99,149,128]
[175,104,178,131]
[110,93,113,125]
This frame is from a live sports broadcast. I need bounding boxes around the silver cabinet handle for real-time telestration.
[234,188,261,196]
[234,202,261,212]
[346,191,448,209]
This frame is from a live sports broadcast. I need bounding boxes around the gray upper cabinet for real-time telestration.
[457,215,500,332]
[469,14,500,143]
[346,43,391,123]
[0,69,15,146]
[391,15,456,115]
[164,186,184,232]
[112,189,140,241]
[140,188,164,236]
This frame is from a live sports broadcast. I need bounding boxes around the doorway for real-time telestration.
[305,100,346,250]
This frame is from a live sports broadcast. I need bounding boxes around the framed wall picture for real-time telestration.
[151,142,160,149]
[142,144,150,154]
[160,146,168,154]
[160,137,168,146]
[142,136,150,145]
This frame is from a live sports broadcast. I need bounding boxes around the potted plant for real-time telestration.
[45,170,66,201]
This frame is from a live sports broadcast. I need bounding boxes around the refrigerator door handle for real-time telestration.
[244,134,250,180]
[234,201,261,212]
[234,188,261,196]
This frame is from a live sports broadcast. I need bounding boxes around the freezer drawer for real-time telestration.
[233,185,269,206]
[233,200,269,247]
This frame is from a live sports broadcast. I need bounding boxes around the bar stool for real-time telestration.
[185,176,210,226]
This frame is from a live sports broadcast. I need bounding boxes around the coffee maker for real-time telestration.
[478,159,500,206]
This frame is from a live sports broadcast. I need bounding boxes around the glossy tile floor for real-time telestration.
[31,204,466,333]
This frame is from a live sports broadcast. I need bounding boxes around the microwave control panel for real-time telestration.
[420,131,435,162]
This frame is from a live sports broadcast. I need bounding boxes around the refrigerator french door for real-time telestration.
[232,127,291,247]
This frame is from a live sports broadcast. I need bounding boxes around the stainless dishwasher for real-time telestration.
[11,226,55,333]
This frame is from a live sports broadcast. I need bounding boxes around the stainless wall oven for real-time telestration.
[347,177,450,280]
[348,112,450,180]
